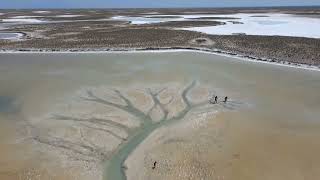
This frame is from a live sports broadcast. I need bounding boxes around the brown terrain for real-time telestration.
[1,7,320,66]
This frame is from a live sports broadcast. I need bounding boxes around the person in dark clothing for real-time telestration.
[152,161,157,169]
[224,96,228,103]
[214,96,218,104]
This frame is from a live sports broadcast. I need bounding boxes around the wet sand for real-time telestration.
[124,52,320,180]
[0,51,319,180]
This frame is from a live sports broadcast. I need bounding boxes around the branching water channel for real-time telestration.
[31,80,219,180]
[103,81,211,180]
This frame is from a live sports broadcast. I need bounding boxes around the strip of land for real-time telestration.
[0,8,320,68]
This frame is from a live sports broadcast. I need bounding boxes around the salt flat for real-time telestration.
[113,13,320,38]
[33,11,51,14]
[1,18,45,23]
[0,51,319,180]
[2,11,320,38]
[10,15,44,19]
[55,14,84,18]
[111,15,182,25]
[181,13,320,38]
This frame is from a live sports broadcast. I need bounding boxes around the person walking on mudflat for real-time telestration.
[224,96,228,103]
[152,161,157,169]
[214,96,218,104]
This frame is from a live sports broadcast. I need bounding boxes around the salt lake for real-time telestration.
[0,51,319,180]
[113,13,320,38]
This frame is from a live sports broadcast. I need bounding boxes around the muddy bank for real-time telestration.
[1,8,320,67]
[1,26,319,67]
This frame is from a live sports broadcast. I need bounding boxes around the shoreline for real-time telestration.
[1,47,319,72]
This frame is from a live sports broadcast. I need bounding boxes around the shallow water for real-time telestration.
[0,96,18,113]
[254,20,288,25]
[0,32,22,40]
[0,52,319,180]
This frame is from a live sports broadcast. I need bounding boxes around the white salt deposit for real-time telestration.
[142,12,160,15]
[33,11,50,14]
[55,15,84,18]
[111,15,184,25]
[180,13,320,38]
[10,16,43,19]
[2,12,318,38]
[2,18,44,23]
[114,13,320,38]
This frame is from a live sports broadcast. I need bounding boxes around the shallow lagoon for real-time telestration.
[0,32,23,40]
[0,51,320,180]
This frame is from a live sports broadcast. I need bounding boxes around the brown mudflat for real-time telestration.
[0,52,319,180]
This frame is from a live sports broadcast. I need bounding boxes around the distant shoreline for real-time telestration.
[1,6,320,10]
[1,47,319,72]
